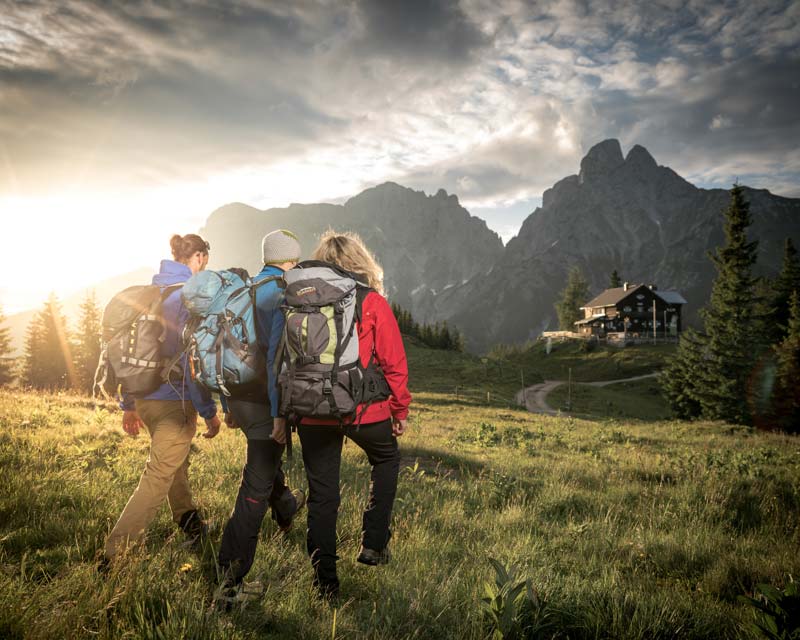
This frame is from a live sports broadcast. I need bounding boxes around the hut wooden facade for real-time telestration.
[575,283,686,337]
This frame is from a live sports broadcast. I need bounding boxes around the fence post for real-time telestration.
[455,385,459,401]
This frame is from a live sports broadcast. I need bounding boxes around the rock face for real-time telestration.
[199,182,504,322]
[435,139,800,351]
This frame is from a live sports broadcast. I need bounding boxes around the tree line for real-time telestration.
[391,303,464,351]
[0,293,102,394]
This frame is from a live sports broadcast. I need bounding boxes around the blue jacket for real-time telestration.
[120,260,217,419]
[253,265,287,418]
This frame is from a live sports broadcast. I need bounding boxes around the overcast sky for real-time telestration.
[1,0,799,312]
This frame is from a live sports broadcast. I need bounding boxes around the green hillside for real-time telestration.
[493,338,677,382]
[548,377,672,421]
[1,389,799,639]
[405,337,543,406]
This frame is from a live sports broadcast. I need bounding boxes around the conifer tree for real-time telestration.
[770,291,800,433]
[22,313,45,388]
[771,238,800,341]
[21,294,75,390]
[440,322,452,350]
[698,184,762,425]
[555,267,590,331]
[661,328,706,419]
[419,323,431,347]
[74,291,102,394]
[0,305,15,386]
[610,269,623,288]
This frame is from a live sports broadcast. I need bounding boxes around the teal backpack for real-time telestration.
[182,269,282,397]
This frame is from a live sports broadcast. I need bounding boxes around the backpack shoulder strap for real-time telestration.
[250,275,286,350]
[251,274,285,291]
[160,282,185,299]
[355,285,374,325]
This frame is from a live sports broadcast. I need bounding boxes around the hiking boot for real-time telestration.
[357,545,391,566]
[277,489,306,534]
[214,580,264,612]
[178,509,208,548]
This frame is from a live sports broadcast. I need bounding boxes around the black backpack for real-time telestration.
[277,261,390,423]
[93,283,184,400]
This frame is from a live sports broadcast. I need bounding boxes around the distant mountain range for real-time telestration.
[200,139,799,351]
[200,184,504,317]
[6,139,799,355]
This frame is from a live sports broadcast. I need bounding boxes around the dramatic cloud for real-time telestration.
[1,0,799,223]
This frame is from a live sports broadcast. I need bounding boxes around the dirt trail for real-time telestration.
[515,373,660,414]
[515,381,563,415]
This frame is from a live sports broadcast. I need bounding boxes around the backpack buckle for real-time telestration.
[322,378,333,395]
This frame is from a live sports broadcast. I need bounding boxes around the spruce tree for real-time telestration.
[770,291,800,433]
[440,322,452,350]
[772,238,800,341]
[22,313,45,388]
[21,294,74,390]
[74,291,102,394]
[610,269,623,288]
[698,184,762,425]
[661,328,706,419]
[555,266,590,331]
[0,305,15,386]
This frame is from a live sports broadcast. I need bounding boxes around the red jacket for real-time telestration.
[301,291,412,425]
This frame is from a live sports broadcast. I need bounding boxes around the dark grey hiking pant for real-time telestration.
[218,399,297,585]
[297,419,400,590]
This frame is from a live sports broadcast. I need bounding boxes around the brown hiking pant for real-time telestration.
[105,400,197,558]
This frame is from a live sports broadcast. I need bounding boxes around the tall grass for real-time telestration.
[1,389,798,639]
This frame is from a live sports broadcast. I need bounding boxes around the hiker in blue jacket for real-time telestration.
[102,234,221,565]
[217,229,305,599]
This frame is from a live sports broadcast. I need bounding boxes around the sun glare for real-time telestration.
[0,160,381,314]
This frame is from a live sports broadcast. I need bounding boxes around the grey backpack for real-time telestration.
[277,260,390,422]
[93,283,184,400]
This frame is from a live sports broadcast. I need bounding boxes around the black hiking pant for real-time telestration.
[218,399,297,585]
[297,419,400,590]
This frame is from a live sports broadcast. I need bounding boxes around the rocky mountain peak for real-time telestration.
[579,138,625,183]
[625,144,657,169]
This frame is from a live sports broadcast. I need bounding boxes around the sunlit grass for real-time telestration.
[1,389,798,639]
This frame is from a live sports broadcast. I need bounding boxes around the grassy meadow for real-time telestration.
[548,378,672,421]
[492,340,677,383]
[1,384,799,639]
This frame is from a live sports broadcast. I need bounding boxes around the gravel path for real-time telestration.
[516,372,661,414]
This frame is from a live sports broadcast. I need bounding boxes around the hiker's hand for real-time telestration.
[392,417,407,437]
[224,412,238,429]
[271,418,287,445]
[122,410,144,437]
[202,415,221,439]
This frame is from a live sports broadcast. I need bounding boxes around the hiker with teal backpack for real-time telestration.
[279,230,412,600]
[98,234,221,568]
[180,230,305,601]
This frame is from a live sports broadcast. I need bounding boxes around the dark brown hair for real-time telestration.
[170,234,210,262]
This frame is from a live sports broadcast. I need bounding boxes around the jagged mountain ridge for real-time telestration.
[435,139,800,351]
[200,182,505,319]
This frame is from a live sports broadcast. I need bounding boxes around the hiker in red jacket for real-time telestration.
[296,230,412,601]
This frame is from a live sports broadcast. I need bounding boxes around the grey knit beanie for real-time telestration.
[262,229,301,265]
